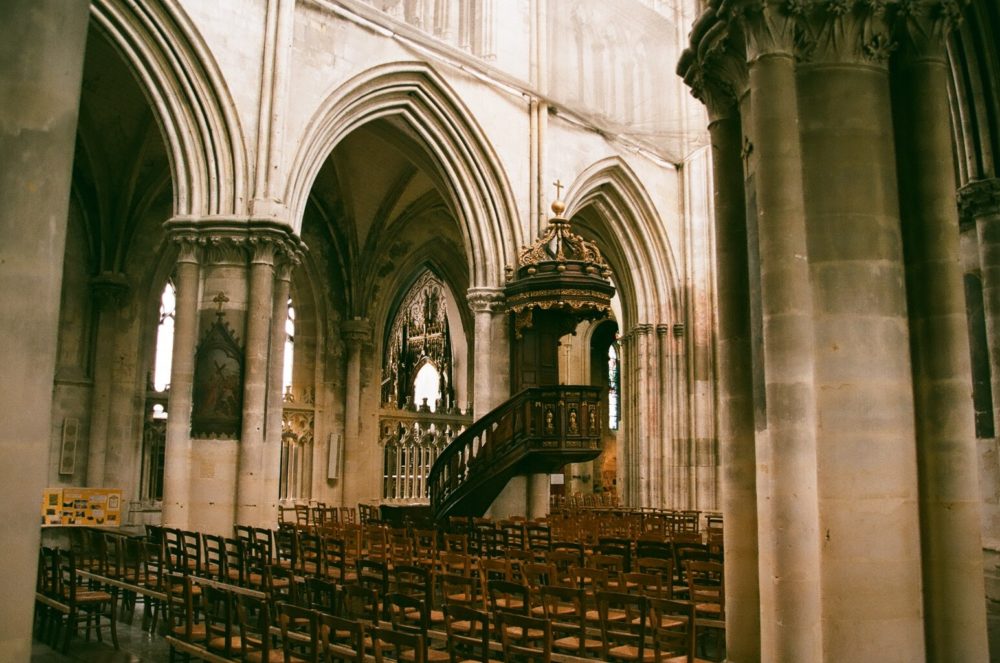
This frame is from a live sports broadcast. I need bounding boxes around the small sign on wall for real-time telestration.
[59,417,78,475]
[41,487,122,527]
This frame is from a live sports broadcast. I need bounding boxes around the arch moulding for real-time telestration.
[285,62,519,289]
[91,0,249,218]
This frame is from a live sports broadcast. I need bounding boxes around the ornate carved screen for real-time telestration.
[380,270,469,502]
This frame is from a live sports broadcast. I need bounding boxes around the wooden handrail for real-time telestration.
[429,385,604,520]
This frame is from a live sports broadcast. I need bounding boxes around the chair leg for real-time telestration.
[109,593,119,649]
[62,609,76,653]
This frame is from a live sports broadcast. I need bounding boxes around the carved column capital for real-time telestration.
[342,318,372,346]
[893,0,965,61]
[679,8,749,122]
[466,287,506,314]
[90,272,130,309]
[721,0,803,60]
[170,232,202,265]
[958,178,1000,224]
[794,0,896,67]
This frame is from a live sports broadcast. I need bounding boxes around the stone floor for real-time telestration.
[31,604,170,662]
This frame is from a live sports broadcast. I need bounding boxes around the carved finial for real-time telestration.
[213,291,229,318]
[551,179,567,217]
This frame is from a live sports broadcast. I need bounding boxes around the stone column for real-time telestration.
[341,319,371,506]
[680,17,762,659]
[890,9,989,656]
[467,288,507,414]
[796,3,925,659]
[961,179,1000,444]
[657,324,672,505]
[731,2,825,658]
[262,256,297,513]
[235,237,278,526]
[162,234,201,528]
[0,3,89,656]
[85,273,129,487]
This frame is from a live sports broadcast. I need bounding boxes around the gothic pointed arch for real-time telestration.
[564,157,680,329]
[286,62,519,288]
[90,0,249,216]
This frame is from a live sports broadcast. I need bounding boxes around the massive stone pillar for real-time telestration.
[679,14,761,659]
[162,234,201,528]
[162,220,299,532]
[795,4,925,659]
[0,3,89,657]
[893,5,989,661]
[468,287,526,518]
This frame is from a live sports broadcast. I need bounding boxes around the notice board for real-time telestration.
[41,487,122,527]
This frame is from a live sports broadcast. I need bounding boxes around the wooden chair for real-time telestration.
[598,591,653,662]
[498,611,552,663]
[687,559,725,652]
[341,583,379,622]
[393,564,443,626]
[318,612,365,663]
[298,529,323,576]
[57,548,119,653]
[278,602,320,663]
[372,626,426,663]
[487,578,529,621]
[438,572,483,612]
[649,598,706,663]
[320,534,350,583]
[236,593,281,663]
[443,603,491,663]
[384,592,449,662]
[202,583,239,658]
[539,584,602,658]
[306,576,339,614]
[202,533,226,581]
[163,572,202,662]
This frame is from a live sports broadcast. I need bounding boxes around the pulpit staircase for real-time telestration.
[428,195,615,522]
[428,385,604,519]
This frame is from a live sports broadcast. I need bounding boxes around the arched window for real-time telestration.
[608,342,620,430]
[413,362,441,412]
[152,281,175,392]
[140,280,174,502]
[280,296,309,501]
[283,298,295,396]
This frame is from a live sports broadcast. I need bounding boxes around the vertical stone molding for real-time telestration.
[263,256,299,511]
[235,235,278,526]
[723,2,826,659]
[680,13,761,658]
[341,316,372,491]
[795,3,925,660]
[85,272,130,488]
[960,179,1000,444]
[162,234,202,528]
[895,5,989,660]
[631,324,655,507]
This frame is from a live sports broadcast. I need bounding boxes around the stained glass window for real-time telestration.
[609,342,620,430]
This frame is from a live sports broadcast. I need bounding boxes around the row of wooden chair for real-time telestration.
[35,546,119,653]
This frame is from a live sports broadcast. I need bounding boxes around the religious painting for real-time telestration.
[191,316,243,437]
